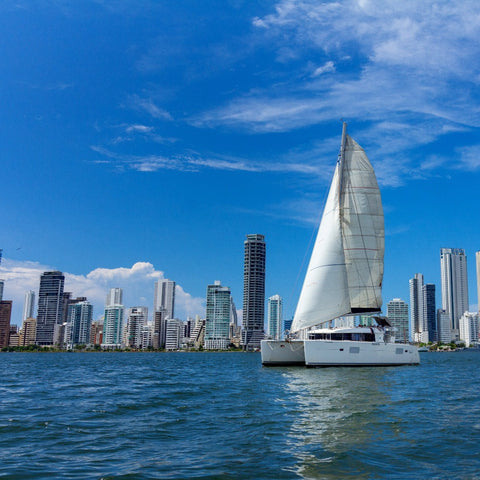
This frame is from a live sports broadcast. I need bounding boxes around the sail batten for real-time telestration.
[291,127,384,333]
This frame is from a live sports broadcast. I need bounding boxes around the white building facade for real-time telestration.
[154,279,175,320]
[440,248,469,339]
[459,312,479,347]
[386,298,409,343]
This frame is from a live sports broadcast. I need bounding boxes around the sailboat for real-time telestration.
[261,123,419,367]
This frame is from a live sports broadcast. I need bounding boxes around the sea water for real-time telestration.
[0,351,479,479]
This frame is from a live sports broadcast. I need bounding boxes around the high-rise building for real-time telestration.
[106,288,123,307]
[437,309,452,343]
[242,233,266,350]
[140,324,153,350]
[165,319,184,350]
[267,294,283,340]
[35,271,65,346]
[423,284,436,342]
[440,248,469,338]
[204,281,232,350]
[409,273,426,342]
[153,279,175,320]
[190,316,206,349]
[0,279,4,302]
[152,308,167,349]
[90,320,104,345]
[67,301,93,346]
[102,305,124,348]
[386,298,409,343]
[20,317,37,346]
[459,312,479,347]
[22,290,35,323]
[9,325,19,347]
[125,306,148,349]
[0,300,12,348]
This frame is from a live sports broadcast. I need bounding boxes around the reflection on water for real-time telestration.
[279,367,406,479]
[272,352,480,479]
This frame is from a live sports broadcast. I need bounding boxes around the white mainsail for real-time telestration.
[291,125,384,333]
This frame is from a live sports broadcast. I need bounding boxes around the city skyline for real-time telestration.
[2,2,480,325]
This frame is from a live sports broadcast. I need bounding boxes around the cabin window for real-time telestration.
[395,348,404,354]
[349,347,360,354]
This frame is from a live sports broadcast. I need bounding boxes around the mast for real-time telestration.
[337,121,347,194]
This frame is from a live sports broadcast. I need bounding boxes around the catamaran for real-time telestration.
[261,123,419,367]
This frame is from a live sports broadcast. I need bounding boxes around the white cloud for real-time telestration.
[128,95,173,120]
[457,145,480,170]
[194,0,480,168]
[311,61,335,77]
[0,259,205,327]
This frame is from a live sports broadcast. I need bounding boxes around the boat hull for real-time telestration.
[260,340,305,366]
[304,340,420,367]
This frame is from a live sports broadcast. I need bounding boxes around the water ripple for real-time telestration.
[1,351,480,478]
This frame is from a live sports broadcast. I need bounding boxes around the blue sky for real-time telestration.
[2,0,480,326]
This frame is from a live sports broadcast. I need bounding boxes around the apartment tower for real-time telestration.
[267,294,283,340]
[35,271,65,345]
[204,281,232,350]
[154,279,175,320]
[440,248,469,338]
[242,234,266,350]
[386,298,409,343]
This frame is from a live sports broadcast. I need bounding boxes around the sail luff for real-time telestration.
[291,161,350,333]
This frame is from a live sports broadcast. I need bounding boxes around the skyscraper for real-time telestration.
[152,309,167,349]
[22,290,35,324]
[153,279,175,320]
[20,317,37,346]
[267,294,283,340]
[423,283,436,342]
[102,288,124,348]
[0,300,12,348]
[204,281,232,350]
[440,248,469,338]
[106,288,123,307]
[242,233,266,350]
[125,306,148,349]
[386,298,409,343]
[409,273,425,342]
[0,279,4,302]
[67,301,93,346]
[35,271,65,345]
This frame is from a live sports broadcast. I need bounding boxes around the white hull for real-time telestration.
[261,339,420,367]
[260,340,305,366]
[304,340,419,366]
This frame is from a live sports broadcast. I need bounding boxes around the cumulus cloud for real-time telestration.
[0,259,205,326]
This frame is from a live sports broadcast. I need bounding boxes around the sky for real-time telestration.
[2,0,480,326]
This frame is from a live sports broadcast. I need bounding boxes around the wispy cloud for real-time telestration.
[0,259,205,325]
[457,145,480,170]
[90,146,326,176]
[127,94,173,120]
[311,61,335,78]
[195,0,480,154]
